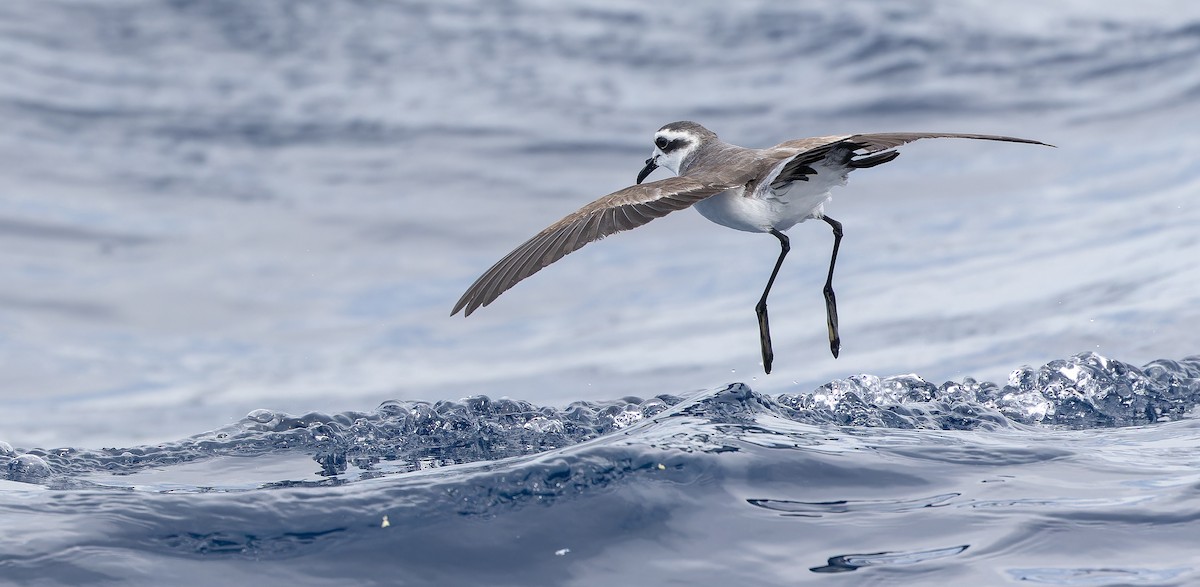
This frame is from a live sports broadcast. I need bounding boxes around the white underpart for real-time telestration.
[693,154,851,233]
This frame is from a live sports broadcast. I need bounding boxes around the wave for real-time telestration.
[6,352,1198,489]
[3,352,1199,585]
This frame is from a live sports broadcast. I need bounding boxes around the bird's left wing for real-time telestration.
[771,132,1052,185]
[844,132,1052,152]
[452,174,747,316]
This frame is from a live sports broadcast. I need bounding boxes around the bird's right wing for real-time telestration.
[452,174,747,316]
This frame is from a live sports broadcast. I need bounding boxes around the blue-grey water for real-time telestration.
[3,1,1200,585]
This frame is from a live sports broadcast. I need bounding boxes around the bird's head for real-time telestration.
[636,121,716,184]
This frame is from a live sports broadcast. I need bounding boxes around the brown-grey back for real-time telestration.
[679,140,784,181]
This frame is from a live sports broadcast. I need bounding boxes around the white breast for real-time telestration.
[693,157,850,233]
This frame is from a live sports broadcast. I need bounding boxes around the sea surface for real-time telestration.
[2,1,1200,585]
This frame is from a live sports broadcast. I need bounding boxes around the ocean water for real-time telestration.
[3,1,1200,585]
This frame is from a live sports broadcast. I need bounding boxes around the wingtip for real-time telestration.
[990,135,1055,148]
[1018,137,1056,148]
[455,298,484,317]
[1018,137,1055,148]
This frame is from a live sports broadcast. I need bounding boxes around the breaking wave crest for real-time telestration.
[7,353,1198,488]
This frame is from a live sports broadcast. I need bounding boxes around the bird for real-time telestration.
[451,121,1051,374]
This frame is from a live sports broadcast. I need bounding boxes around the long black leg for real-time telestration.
[756,229,790,374]
[822,216,843,358]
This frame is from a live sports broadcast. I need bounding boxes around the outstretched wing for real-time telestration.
[452,175,743,316]
[771,132,1052,185]
[845,132,1052,152]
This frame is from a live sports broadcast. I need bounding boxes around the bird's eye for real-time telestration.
[655,137,668,149]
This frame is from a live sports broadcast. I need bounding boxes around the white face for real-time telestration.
[649,129,699,174]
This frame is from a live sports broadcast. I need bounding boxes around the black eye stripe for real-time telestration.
[655,137,686,152]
